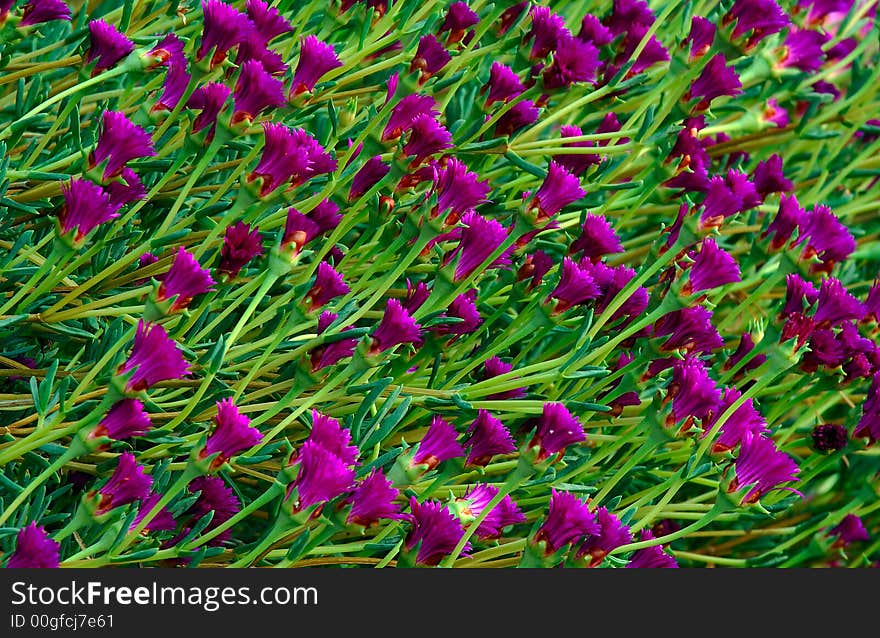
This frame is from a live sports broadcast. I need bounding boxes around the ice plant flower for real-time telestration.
[463,410,516,466]
[105,168,146,209]
[703,388,770,452]
[305,261,350,310]
[454,484,526,539]
[684,237,742,295]
[525,5,568,59]
[730,432,801,503]
[155,246,216,312]
[434,290,482,336]
[218,222,263,279]
[723,333,767,376]
[795,204,856,272]
[94,452,152,516]
[625,531,679,568]
[812,278,864,327]
[311,312,358,371]
[91,398,153,442]
[370,298,422,353]
[725,0,789,47]
[542,35,600,89]
[552,125,600,176]
[482,356,527,400]
[668,356,722,426]
[411,415,464,470]
[188,82,231,139]
[533,489,601,554]
[404,497,468,566]
[764,194,807,250]
[828,514,869,547]
[89,111,156,181]
[245,0,291,42]
[494,99,540,137]
[6,523,60,568]
[812,423,848,452]
[402,115,453,165]
[527,161,585,220]
[349,156,391,201]
[85,19,134,73]
[574,507,632,567]
[232,59,285,124]
[292,440,357,510]
[201,399,263,470]
[448,211,513,282]
[483,62,526,105]
[409,34,451,81]
[187,476,241,542]
[529,402,586,460]
[117,321,191,392]
[433,157,491,222]
[569,214,624,262]
[19,0,71,26]
[775,28,826,73]
[132,493,177,533]
[686,54,742,110]
[382,94,439,141]
[197,0,254,67]
[686,16,716,59]
[249,122,311,196]
[346,469,401,527]
[291,35,342,98]
[547,258,600,313]
[58,178,119,242]
[438,1,479,45]
[654,306,724,354]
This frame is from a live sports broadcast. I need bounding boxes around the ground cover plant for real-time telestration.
[1,0,880,569]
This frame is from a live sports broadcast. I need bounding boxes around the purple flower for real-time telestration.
[152,42,190,113]
[58,179,119,242]
[346,469,401,526]
[118,321,190,392]
[654,306,724,354]
[865,281,880,323]
[526,5,569,59]
[528,161,585,220]
[725,0,790,47]
[6,523,60,568]
[19,0,70,26]
[542,35,600,89]
[795,204,856,272]
[552,125,601,175]
[434,157,491,222]
[187,82,231,140]
[481,357,527,400]
[293,440,357,510]
[686,16,716,59]
[412,415,464,469]
[723,333,767,375]
[302,409,359,467]
[371,298,422,353]
[187,476,240,543]
[855,373,880,444]
[449,211,512,282]
[534,489,600,553]
[457,484,526,539]
[569,214,623,262]
[93,398,152,442]
[349,156,390,201]
[434,290,482,336]
[578,13,613,46]
[404,280,431,313]
[625,530,679,568]
[494,99,540,137]
[812,278,864,327]
[232,59,284,123]
[518,250,554,292]
[245,0,292,42]
[132,493,177,533]
[197,0,254,67]
[685,237,742,295]
[95,452,152,515]
[157,246,215,311]
[547,258,600,313]
[89,111,156,181]
[530,402,586,459]
[382,94,439,141]
[703,388,770,452]
[402,115,453,165]
[281,208,321,255]
[776,28,826,72]
[731,432,800,503]
[574,507,632,567]
[753,154,793,199]
[765,194,807,250]
[85,19,134,73]
[498,1,527,34]
[613,22,670,77]
[202,399,263,469]
[698,176,744,230]
[668,356,722,425]
[404,497,468,566]
[291,35,342,97]
[218,222,263,279]
[105,168,146,209]
[306,261,350,310]
[686,53,742,111]
[483,62,525,106]
[249,123,312,196]
[761,98,790,128]
[463,410,516,466]
[812,423,848,452]
[603,0,656,36]
[829,514,869,547]
[236,34,286,75]
[438,1,479,45]
[409,34,450,80]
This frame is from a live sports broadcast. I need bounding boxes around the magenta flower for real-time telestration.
[574,507,632,567]
[668,356,722,424]
[349,156,391,201]
[187,476,241,543]
[434,157,491,222]
[311,311,358,371]
[187,82,231,140]
[404,497,468,566]
[498,1,527,34]
[730,432,800,503]
[152,43,190,112]
[293,441,357,510]
[765,194,806,250]
[457,484,526,540]
[202,399,263,469]
[281,209,321,254]
[291,35,342,97]
[686,16,716,59]
[434,290,482,336]
[542,35,600,89]
[776,28,826,72]
[410,34,451,80]
[829,514,869,547]
[245,0,292,42]
[525,5,568,59]
[615,22,670,77]
[855,373,880,444]
[438,1,479,44]
[703,388,770,453]
[132,493,177,533]
[58,178,119,242]
[552,125,603,176]
[753,154,793,199]
[85,19,134,72]
[482,356,527,400]
[494,99,540,137]
[812,278,864,327]
[402,115,453,165]
[118,321,190,392]
[89,111,156,181]
[685,237,741,295]
[724,333,767,376]
[654,306,724,354]
[578,13,613,46]
[518,250,554,292]
[569,214,624,262]
[371,298,422,353]
[148,32,185,66]
[528,161,585,220]
[19,0,70,26]
[761,98,789,128]
[795,204,856,272]
[686,53,742,111]
[625,530,679,568]
[95,452,152,516]
[105,168,146,209]
[412,415,464,470]
[530,402,586,459]
[232,59,285,123]
[812,423,848,452]
[197,0,254,67]
[306,261,350,310]
[449,211,512,282]
[346,469,401,527]
[93,398,152,441]
[382,94,439,141]
[603,0,656,36]
[548,258,600,313]
[218,222,263,279]
[463,410,516,466]
[6,523,60,568]
[483,62,526,106]
[725,0,789,47]
[304,410,359,467]
[249,123,312,196]
[156,246,215,311]
[309,199,342,234]
[533,489,601,554]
